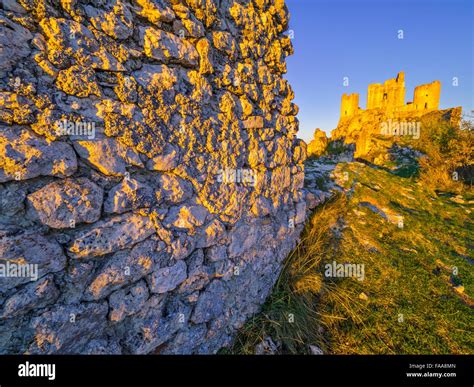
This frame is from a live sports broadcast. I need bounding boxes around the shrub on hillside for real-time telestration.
[415,119,473,193]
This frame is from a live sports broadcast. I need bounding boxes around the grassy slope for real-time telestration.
[229,162,473,354]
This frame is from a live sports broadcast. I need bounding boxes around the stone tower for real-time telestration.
[413,80,441,110]
[340,93,359,119]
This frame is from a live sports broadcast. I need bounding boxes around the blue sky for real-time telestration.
[284,0,474,142]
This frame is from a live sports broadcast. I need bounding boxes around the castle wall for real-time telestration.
[413,81,441,110]
[367,83,384,109]
[343,73,443,119]
[366,72,405,111]
[0,0,306,354]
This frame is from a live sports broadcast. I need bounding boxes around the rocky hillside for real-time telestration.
[0,0,307,354]
[230,148,473,354]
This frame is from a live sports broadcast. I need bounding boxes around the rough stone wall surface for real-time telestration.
[0,0,307,354]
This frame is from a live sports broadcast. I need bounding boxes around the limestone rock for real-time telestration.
[0,0,306,355]
[212,31,237,57]
[40,17,125,71]
[104,178,156,214]
[56,65,101,97]
[67,213,156,259]
[0,127,77,183]
[134,0,175,24]
[196,38,214,75]
[27,178,103,229]
[0,15,32,74]
[82,338,122,354]
[145,144,180,171]
[157,174,193,204]
[205,244,228,263]
[84,239,157,300]
[109,281,149,322]
[148,260,187,294]
[132,63,178,90]
[196,219,226,248]
[0,233,67,292]
[122,296,188,354]
[0,183,26,219]
[84,1,134,40]
[243,116,264,129]
[307,128,328,158]
[166,204,209,230]
[177,249,211,294]
[1,275,60,319]
[73,138,143,177]
[141,26,199,67]
[28,303,108,354]
[1,0,27,14]
[191,280,226,324]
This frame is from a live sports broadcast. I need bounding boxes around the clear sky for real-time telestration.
[284,0,474,142]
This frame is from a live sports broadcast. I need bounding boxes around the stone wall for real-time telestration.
[413,81,440,111]
[0,0,307,354]
[366,72,405,111]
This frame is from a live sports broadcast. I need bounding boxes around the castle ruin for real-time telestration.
[340,72,441,120]
[331,72,461,160]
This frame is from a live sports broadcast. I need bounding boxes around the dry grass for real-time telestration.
[229,161,474,355]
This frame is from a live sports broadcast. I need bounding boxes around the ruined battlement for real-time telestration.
[340,93,359,118]
[340,72,442,120]
[332,72,461,161]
